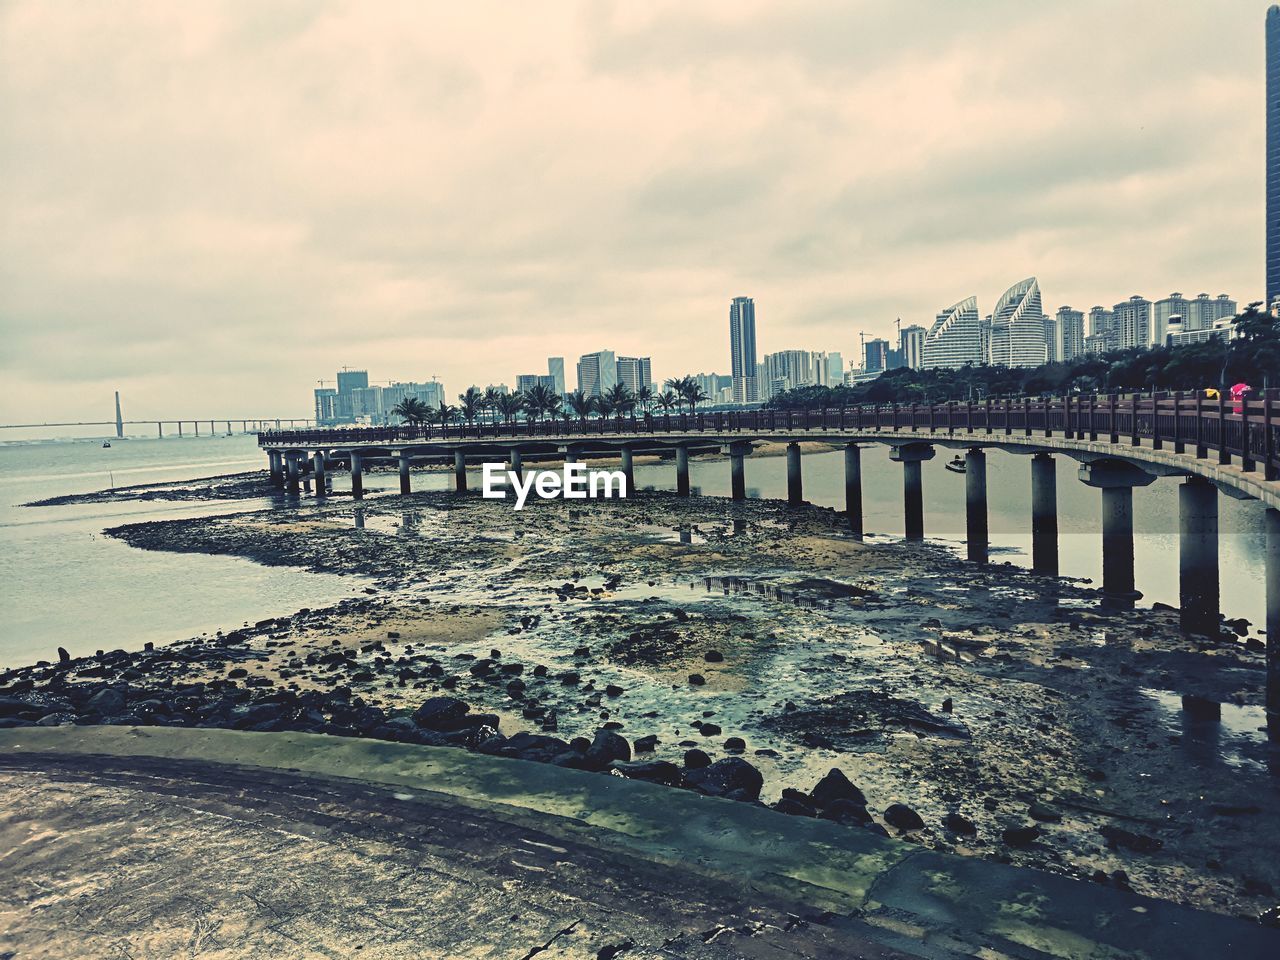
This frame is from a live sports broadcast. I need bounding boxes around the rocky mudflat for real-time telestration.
[4,474,1279,924]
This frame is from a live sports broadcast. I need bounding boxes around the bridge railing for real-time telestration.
[260,390,1280,480]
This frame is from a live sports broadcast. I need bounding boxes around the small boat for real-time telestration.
[102,441,111,448]
[945,456,965,474]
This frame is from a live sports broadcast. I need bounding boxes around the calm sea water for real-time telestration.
[0,431,1268,668]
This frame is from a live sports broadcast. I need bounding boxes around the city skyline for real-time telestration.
[0,1,1267,422]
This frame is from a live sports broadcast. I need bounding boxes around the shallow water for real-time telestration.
[0,434,1269,668]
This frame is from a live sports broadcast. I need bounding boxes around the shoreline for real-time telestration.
[4,475,1279,923]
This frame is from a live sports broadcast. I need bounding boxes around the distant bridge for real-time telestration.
[1,418,314,436]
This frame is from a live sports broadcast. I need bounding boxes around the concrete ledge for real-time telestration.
[2,725,1276,959]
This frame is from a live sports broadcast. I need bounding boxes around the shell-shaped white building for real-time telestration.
[921,296,982,370]
[987,277,1047,369]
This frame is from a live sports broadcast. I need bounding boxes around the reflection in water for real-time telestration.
[701,575,823,609]
[1141,688,1274,774]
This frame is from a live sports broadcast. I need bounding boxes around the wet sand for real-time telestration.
[4,476,1279,923]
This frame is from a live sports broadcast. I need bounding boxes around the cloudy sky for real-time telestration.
[0,0,1266,423]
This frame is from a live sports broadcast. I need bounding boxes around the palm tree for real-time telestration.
[566,390,596,423]
[482,386,503,424]
[495,392,524,425]
[663,377,687,412]
[390,397,430,426]
[657,390,679,412]
[523,384,558,427]
[458,387,484,425]
[436,401,458,425]
[635,384,654,417]
[681,381,709,413]
[603,383,634,421]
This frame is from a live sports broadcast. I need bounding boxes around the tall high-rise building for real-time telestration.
[1268,6,1280,306]
[615,356,653,395]
[576,350,617,397]
[1153,293,1190,344]
[922,296,982,369]
[1112,296,1152,350]
[863,338,890,374]
[729,296,758,403]
[760,350,818,400]
[898,324,926,370]
[1052,307,1085,362]
[336,369,369,395]
[1088,306,1115,339]
[826,352,845,384]
[314,387,338,424]
[987,278,1046,368]
[547,357,566,396]
[1185,293,1237,330]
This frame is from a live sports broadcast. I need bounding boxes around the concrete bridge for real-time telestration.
[259,392,1280,733]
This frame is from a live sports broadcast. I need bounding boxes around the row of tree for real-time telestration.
[389,376,711,427]
[767,304,1280,410]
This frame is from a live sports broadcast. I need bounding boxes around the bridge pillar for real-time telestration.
[786,442,803,505]
[267,450,283,488]
[675,446,690,496]
[284,453,300,494]
[723,442,750,500]
[890,443,935,541]
[1265,508,1280,740]
[157,422,163,438]
[178,422,183,437]
[510,448,524,484]
[1178,477,1218,636]
[965,448,988,563]
[350,453,364,501]
[454,450,467,492]
[313,451,327,497]
[1031,453,1058,576]
[399,454,412,495]
[844,443,863,537]
[620,448,634,496]
[1079,460,1156,606]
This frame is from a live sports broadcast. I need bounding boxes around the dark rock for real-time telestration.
[943,811,977,835]
[613,760,682,786]
[684,758,763,801]
[1028,802,1062,823]
[810,768,867,809]
[723,736,746,751]
[940,697,953,713]
[883,803,924,832]
[1100,825,1163,854]
[502,731,572,763]
[775,789,817,817]
[86,687,126,715]
[699,723,721,737]
[0,697,40,720]
[1181,694,1221,722]
[688,673,706,686]
[584,729,631,769]
[819,799,872,825]
[634,734,658,752]
[560,671,581,685]
[57,647,70,665]
[412,696,470,730]
[1002,824,1040,847]
[683,748,711,769]
[704,650,724,662]
[505,679,526,698]
[605,684,625,697]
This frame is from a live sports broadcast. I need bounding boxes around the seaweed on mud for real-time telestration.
[760,690,970,748]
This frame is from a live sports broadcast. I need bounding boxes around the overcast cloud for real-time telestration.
[0,0,1266,422]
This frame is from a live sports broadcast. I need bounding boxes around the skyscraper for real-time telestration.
[547,357,566,396]
[1112,296,1152,350]
[1268,6,1280,306]
[1051,307,1085,362]
[729,296,758,403]
[1185,293,1237,330]
[922,296,982,369]
[576,350,617,397]
[987,278,1046,368]
[898,325,926,370]
[615,356,653,394]
[1153,293,1190,344]
[863,338,890,374]
[1088,306,1116,351]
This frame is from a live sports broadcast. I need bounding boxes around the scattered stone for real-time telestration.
[723,736,746,751]
[684,757,763,802]
[1002,824,1040,847]
[810,768,866,809]
[1100,825,1163,854]
[683,748,711,769]
[883,804,924,832]
[943,811,977,835]
[704,650,724,662]
[688,673,706,686]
